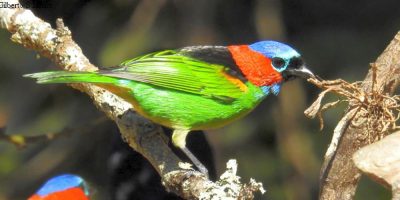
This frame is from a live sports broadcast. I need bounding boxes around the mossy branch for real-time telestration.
[0,1,265,199]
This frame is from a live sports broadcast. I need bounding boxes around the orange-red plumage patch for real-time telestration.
[227,45,282,86]
[222,73,248,92]
[28,188,88,200]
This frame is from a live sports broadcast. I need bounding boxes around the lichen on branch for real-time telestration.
[0,1,265,199]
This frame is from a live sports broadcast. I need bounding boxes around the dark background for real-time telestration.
[0,0,399,199]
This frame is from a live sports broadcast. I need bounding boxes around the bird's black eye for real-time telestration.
[272,57,286,70]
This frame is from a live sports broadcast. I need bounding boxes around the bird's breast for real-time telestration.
[126,82,266,130]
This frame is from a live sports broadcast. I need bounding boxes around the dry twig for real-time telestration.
[0,117,108,148]
[305,75,400,142]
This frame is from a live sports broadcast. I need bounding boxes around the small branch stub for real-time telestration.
[163,160,265,200]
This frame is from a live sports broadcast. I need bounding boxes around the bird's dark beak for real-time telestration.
[285,65,315,79]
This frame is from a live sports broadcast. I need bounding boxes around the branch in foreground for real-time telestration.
[0,1,265,199]
[305,31,400,199]
[353,131,400,200]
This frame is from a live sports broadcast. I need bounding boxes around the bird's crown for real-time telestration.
[249,41,301,72]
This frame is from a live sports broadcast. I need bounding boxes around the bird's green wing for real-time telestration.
[99,50,247,103]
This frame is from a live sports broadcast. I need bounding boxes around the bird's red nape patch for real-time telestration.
[227,45,283,86]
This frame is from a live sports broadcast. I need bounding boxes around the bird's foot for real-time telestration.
[196,163,209,178]
[181,147,209,178]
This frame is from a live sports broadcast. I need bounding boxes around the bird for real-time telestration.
[25,41,314,175]
[28,174,90,200]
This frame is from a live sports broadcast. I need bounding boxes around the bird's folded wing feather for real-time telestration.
[99,50,247,103]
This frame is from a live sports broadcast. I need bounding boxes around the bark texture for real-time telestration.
[0,1,265,199]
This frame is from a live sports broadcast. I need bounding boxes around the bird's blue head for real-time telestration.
[249,41,314,80]
[35,174,90,197]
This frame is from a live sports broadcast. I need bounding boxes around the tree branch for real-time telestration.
[353,131,400,200]
[318,31,400,199]
[0,1,264,199]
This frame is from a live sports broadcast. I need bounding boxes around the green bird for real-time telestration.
[25,41,314,174]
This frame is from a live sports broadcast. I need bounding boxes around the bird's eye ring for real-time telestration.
[271,57,286,70]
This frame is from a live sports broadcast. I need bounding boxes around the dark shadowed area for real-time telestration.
[0,0,399,199]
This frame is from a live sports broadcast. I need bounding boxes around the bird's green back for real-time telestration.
[25,50,268,130]
[102,50,247,103]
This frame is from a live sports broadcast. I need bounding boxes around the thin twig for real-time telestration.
[0,117,108,148]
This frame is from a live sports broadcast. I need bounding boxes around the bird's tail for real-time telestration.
[24,71,118,84]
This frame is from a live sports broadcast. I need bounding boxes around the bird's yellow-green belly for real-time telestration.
[125,82,264,130]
